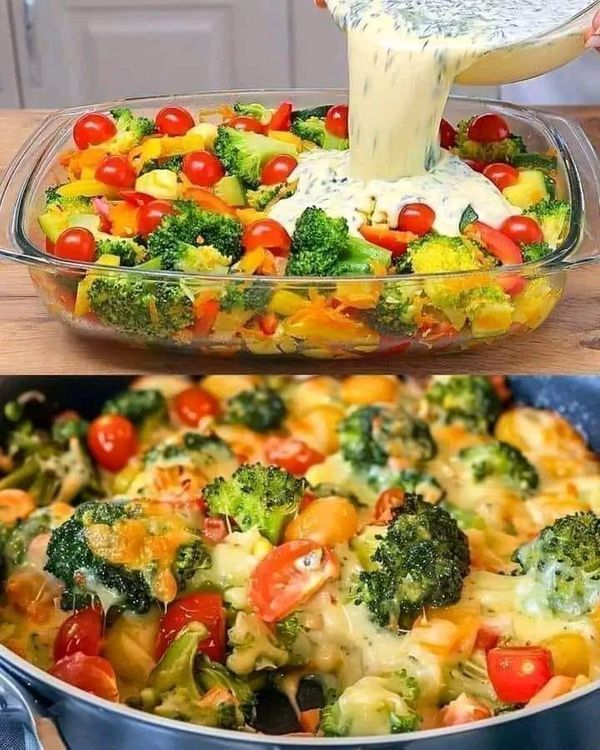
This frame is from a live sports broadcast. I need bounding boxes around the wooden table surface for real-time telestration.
[0,108,599,375]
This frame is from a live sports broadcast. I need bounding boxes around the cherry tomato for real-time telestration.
[182,151,225,187]
[269,102,293,132]
[500,215,543,246]
[87,415,137,472]
[226,116,266,134]
[396,203,436,236]
[54,228,96,263]
[325,105,349,139]
[466,221,523,265]
[119,190,155,207]
[440,118,458,149]
[73,113,116,150]
[50,653,119,702]
[138,200,175,237]
[474,624,502,652]
[261,155,298,186]
[174,386,220,426]
[359,224,415,258]
[373,488,405,524]
[265,437,324,476]
[487,647,553,703]
[155,106,195,136]
[95,155,137,189]
[203,517,229,544]
[257,313,278,336]
[156,593,226,662]
[242,219,291,256]
[483,163,520,191]
[464,159,487,173]
[248,540,339,623]
[284,496,359,546]
[54,607,103,662]
[468,113,510,143]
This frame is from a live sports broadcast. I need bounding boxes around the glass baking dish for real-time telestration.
[0,90,598,360]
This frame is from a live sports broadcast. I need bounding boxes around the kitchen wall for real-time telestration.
[0,0,597,109]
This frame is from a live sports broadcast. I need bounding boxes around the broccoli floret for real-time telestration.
[44,500,201,613]
[522,241,553,263]
[291,107,349,150]
[108,107,156,153]
[173,541,211,587]
[196,655,256,723]
[453,118,526,163]
[214,127,298,189]
[159,242,233,274]
[246,183,295,211]
[139,156,183,176]
[513,512,600,618]
[425,376,502,434]
[87,276,195,338]
[366,285,418,336]
[353,494,470,629]
[320,673,420,737]
[444,656,499,709]
[96,237,147,267]
[459,440,539,496]
[380,468,445,505]
[288,207,392,277]
[44,186,62,205]
[38,192,94,242]
[102,388,167,426]
[204,464,305,544]
[148,201,243,267]
[524,200,571,248]
[219,284,272,314]
[223,387,286,433]
[233,102,274,125]
[440,502,486,531]
[227,611,290,675]
[51,415,88,446]
[338,405,436,471]
[142,432,233,469]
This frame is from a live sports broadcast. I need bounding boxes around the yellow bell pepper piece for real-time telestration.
[159,133,205,158]
[513,278,561,329]
[188,123,218,150]
[334,281,381,310]
[543,633,590,678]
[135,170,179,200]
[237,247,266,275]
[237,208,267,226]
[58,180,117,198]
[284,303,379,347]
[268,130,303,151]
[268,289,308,317]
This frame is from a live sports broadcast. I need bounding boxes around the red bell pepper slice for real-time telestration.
[359,225,416,258]
[466,221,523,266]
[269,102,293,132]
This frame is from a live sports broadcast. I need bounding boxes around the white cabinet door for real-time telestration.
[11,0,292,108]
[0,3,21,107]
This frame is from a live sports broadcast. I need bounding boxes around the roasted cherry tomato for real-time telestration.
[54,607,103,662]
[155,106,194,136]
[54,228,96,263]
[73,113,116,150]
[487,647,553,703]
[373,488,405,524]
[95,155,136,189]
[359,224,415,257]
[483,163,520,191]
[440,118,458,149]
[182,150,225,187]
[466,221,523,265]
[174,386,220,426]
[325,105,349,139]
[248,540,339,623]
[242,219,292,256]
[226,116,266,134]
[396,203,436,236]
[156,592,226,662]
[261,154,298,185]
[137,200,175,237]
[50,653,119,702]
[269,101,293,132]
[500,215,544,246]
[87,415,137,472]
[265,437,324,476]
[468,113,510,143]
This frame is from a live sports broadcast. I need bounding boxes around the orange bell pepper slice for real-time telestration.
[182,187,237,218]
[108,201,140,237]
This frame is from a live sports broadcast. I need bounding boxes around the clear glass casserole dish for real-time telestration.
[0,90,598,360]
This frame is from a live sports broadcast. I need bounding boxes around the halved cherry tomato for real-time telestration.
[483,163,519,191]
[468,113,510,143]
[487,646,553,703]
[269,102,293,132]
[474,624,502,652]
[174,386,220,426]
[137,200,175,237]
[73,113,116,150]
[203,517,229,544]
[182,187,237,217]
[156,592,226,662]
[265,437,324,476]
[248,540,339,623]
[261,155,298,186]
[95,155,136,189]
[55,228,96,263]
[54,607,103,662]
[466,221,523,265]
[396,203,436,236]
[155,106,194,136]
[500,216,543,246]
[226,116,266,134]
[242,219,291,256]
[87,415,137,472]
[440,118,457,149]
[119,190,155,207]
[50,653,119,702]
[464,159,487,173]
[373,488,405,524]
[359,224,416,257]
[182,151,225,187]
[325,105,349,139]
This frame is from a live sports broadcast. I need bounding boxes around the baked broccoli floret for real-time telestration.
[227,611,290,675]
[224,387,286,433]
[444,655,499,709]
[173,541,211,587]
[524,199,571,248]
[353,494,470,629]
[142,432,233,469]
[453,118,526,163]
[102,388,167,427]
[148,201,243,268]
[204,463,306,544]
[288,207,392,277]
[246,183,295,211]
[233,102,274,125]
[366,285,418,336]
[51,414,89,446]
[214,127,298,189]
[521,241,553,263]
[379,468,445,505]
[109,107,156,153]
[219,284,272,314]
[291,107,349,150]
[338,405,436,471]
[513,512,600,617]
[459,440,539,496]
[425,376,502,434]
[96,237,147,267]
[196,655,256,723]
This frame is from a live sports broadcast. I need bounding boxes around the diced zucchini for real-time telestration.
[214,175,247,207]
